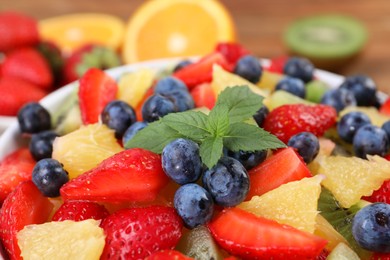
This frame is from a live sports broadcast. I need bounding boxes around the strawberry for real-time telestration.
[208,207,327,260]
[0,12,39,52]
[266,55,289,74]
[100,206,183,259]
[372,252,390,260]
[173,52,231,89]
[0,181,53,259]
[215,42,250,65]
[263,104,337,143]
[51,200,109,222]
[363,179,390,204]
[0,76,47,116]
[145,249,192,260]
[380,98,390,117]
[78,68,118,124]
[0,148,36,203]
[60,148,169,203]
[190,83,216,110]
[246,147,312,200]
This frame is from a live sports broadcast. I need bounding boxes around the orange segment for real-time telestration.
[39,13,125,55]
[123,0,236,63]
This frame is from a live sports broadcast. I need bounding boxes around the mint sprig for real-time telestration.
[125,86,285,168]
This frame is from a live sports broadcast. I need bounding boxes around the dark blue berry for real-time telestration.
[174,183,214,229]
[233,55,262,83]
[29,130,59,161]
[382,121,390,141]
[226,149,267,170]
[32,158,69,197]
[283,57,314,83]
[339,75,377,106]
[337,112,371,143]
[154,76,188,93]
[287,132,319,164]
[202,157,249,207]
[173,60,192,72]
[101,100,136,139]
[275,76,306,98]
[17,102,51,134]
[122,121,148,146]
[353,124,389,159]
[141,94,176,122]
[253,106,269,127]
[352,203,390,253]
[320,88,357,113]
[162,138,202,185]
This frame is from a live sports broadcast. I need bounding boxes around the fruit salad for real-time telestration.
[1,43,390,260]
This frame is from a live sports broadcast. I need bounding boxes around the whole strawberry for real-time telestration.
[263,104,337,143]
[0,12,39,52]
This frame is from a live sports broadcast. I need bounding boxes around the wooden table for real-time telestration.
[2,0,390,93]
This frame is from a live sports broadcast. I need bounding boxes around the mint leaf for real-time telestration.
[224,123,286,152]
[206,103,229,137]
[199,136,223,169]
[163,111,210,141]
[216,86,264,123]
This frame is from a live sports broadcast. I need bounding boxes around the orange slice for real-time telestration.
[123,0,236,63]
[39,13,125,55]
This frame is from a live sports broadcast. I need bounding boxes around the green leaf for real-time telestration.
[206,103,230,137]
[224,123,286,152]
[199,136,223,169]
[163,111,210,141]
[216,86,264,123]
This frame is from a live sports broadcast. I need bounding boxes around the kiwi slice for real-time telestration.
[284,15,367,70]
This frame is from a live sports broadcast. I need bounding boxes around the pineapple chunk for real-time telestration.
[314,214,348,251]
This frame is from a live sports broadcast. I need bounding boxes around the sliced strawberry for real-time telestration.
[51,200,109,222]
[0,181,53,259]
[246,147,312,199]
[208,207,327,260]
[263,104,337,143]
[136,86,155,121]
[173,52,231,89]
[362,179,390,204]
[60,148,169,203]
[380,98,390,117]
[78,68,118,124]
[266,55,289,74]
[190,83,216,110]
[215,42,250,65]
[145,249,192,260]
[372,252,390,260]
[0,148,36,203]
[100,206,183,259]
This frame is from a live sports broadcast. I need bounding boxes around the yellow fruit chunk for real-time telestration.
[238,175,323,233]
[339,106,390,127]
[117,69,155,108]
[327,242,360,260]
[52,123,123,179]
[211,64,268,98]
[18,219,105,260]
[257,70,284,91]
[308,138,336,174]
[263,90,313,111]
[122,0,236,63]
[39,13,125,54]
[314,215,348,251]
[318,155,390,208]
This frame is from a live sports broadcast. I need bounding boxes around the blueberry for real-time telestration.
[154,76,188,93]
[32,158,69,197]
[162,138,202,185]
[202,157,249,207]
[339,75,377,106]
[174,183,214,229]
[233,55,262,83]
[283,57,314,83]
[353,124,389,159]
[17,102,51,134]
[101,100,137,139]
[352,203,390,253]
[122,121,148,146]
[320,88,357,113]
[382,121,390,141]
[173,60,192,72]
[337,112,371,143]
[29,130,59,161]
[275,76,306,98]
[226,149,267,170]
[287,132,319,164]
[141,94,176,122]
[253,106,269,127]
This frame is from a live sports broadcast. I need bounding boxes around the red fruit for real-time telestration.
[0,12,39,52]
[372,252,390,260]
[78,68,118,124]
[2,48,53,90]
[136,86,155,121]
[190,83,216,110]
[263,104,337,143]
[363,179,390,204]
[145,250,192,260]
[60,148,169,203]
[208,207,327,260]
[266,56,289,74]
[246,147,312,199]
[380,98,390,117]
[0,76,47,116]
[0,148,36,203]
[51,200,109,222]
[173,52,231,89]
[100,206,183,260]
[0,181,53,259]
[215,42,250,65]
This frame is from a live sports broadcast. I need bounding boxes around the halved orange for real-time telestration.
[39,13,125,55]
[122,0,237,63]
